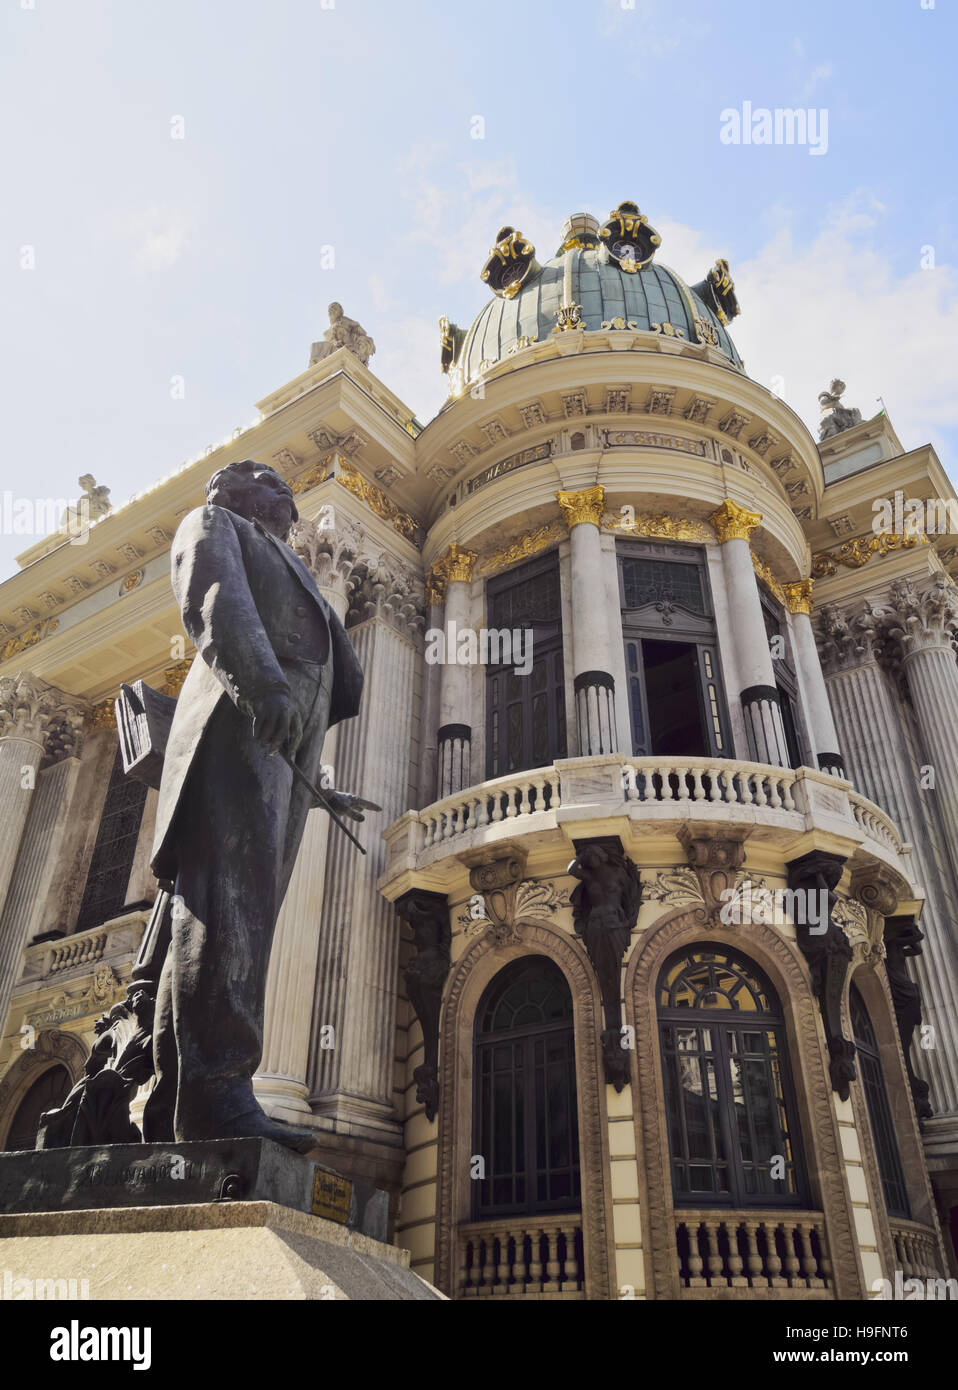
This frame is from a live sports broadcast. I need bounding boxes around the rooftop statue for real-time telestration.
[309,301,375,367]
[818,378,863,441]
[78,473,112,518]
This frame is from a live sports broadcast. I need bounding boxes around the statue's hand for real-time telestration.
[249,690,303,758]
[324,790,382,822]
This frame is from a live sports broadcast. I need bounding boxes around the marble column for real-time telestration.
[0,672,86,1035]
[307,553,425,1141]
[557,485,618,755]
[818,598,958,1132]
[709,499,788,767]
[254,515,362,1120]
[782,579,844,776]
[431,543,477,798]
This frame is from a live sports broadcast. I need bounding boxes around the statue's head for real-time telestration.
[206,459,298,541]
[328,301,343,323]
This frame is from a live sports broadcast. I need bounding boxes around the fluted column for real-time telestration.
[253,516,365,1119]
[709,499,788,767]
[782,579,844,776]
[430,543,477,797]
[557,485,618,755]
[878,576,958,857]
[818,598,958,1130]
[307,554,425,1139]
[0,673,86,1033]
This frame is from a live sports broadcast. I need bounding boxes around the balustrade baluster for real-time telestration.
[528,1228,544,1293]
[544,1230,560,1292]
[686,1221,705,1285]
[563,1226,580,1289]
[763,1221,785,1286]
[744,1220,767,1287]
[781,1224,802,1287]
[706,1219,727,1286]
[723,1220,746,1286]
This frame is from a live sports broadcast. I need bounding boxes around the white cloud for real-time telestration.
[126,205,190,271]
[731,190,958,471]
[803,62,833,98]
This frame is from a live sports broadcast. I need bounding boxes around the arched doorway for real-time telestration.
[3,1064,71,1152]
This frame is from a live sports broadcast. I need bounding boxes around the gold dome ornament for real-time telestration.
[480,227,540,299]
[597,201,661,272]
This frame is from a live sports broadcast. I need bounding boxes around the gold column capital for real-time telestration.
[556,485,605,531]
[427,542,478,603]
[709,498,763,543]
[783,578,814,616]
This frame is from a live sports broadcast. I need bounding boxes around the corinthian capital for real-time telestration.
[815,602,874,673]
[427,542,478,602]
[0,672,87,762]
[556,485,606,531]
[879,575,958,658]
[289,510,366,602]
[347,554,426,639]
[708,498,762,543]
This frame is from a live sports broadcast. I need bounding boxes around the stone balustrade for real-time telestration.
[457,1213,584,1299]
[675,1210,832,1296]
[889,1220,945,1279]
[381,755,912,893]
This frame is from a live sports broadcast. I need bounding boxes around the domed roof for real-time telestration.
[448,207,744,386]
[459,249,743,380]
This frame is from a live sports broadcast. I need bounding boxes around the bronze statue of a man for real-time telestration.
[147,459,367,1151]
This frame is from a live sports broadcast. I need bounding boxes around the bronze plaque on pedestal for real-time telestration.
[311,1167,352,1224]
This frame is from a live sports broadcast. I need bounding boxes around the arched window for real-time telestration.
[850,983,910,1220]
[658,946,806,1207]
[4,1064,71,1152]
[473,957,580,1219]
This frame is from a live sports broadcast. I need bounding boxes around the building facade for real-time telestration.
[1,203,957,1301]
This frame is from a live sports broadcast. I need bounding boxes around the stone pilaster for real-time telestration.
[429,543,477,797]
[557,486,618,756]
[818,599,958,1132]
[709,500,789,767]
[307,554,425,1141]
[783,579,844,777]
[0,673,86,1034]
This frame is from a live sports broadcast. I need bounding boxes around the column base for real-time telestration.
[574,670,617,756]
[437,723,471,797]
[741,684,789,767]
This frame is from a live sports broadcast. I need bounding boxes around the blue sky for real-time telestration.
[2,0,956,579]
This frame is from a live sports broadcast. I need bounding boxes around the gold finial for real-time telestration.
[709,498,763,543]
[556,485,606,530]
[783,579,814,615]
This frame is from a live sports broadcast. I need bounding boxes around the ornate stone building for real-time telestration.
[1,202,956,1300]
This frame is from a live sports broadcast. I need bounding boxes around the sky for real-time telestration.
[1,0,956,580]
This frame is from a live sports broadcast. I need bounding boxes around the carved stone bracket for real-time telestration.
[569,836,642,1091]
[676,828,748,914]
[396,888,451,1123]
[786,849,856,1100]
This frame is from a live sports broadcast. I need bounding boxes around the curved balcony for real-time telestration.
[380,755,914,892]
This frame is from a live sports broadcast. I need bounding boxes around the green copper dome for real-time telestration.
[457,245,743,380]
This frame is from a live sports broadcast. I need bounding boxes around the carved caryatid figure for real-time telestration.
[569,842,642,1091]
[309,302,376,368]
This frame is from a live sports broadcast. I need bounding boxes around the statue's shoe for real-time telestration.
[211,1108,318,1154]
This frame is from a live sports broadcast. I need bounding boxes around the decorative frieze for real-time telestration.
[477,520,565,576]
[811,530,926,579]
